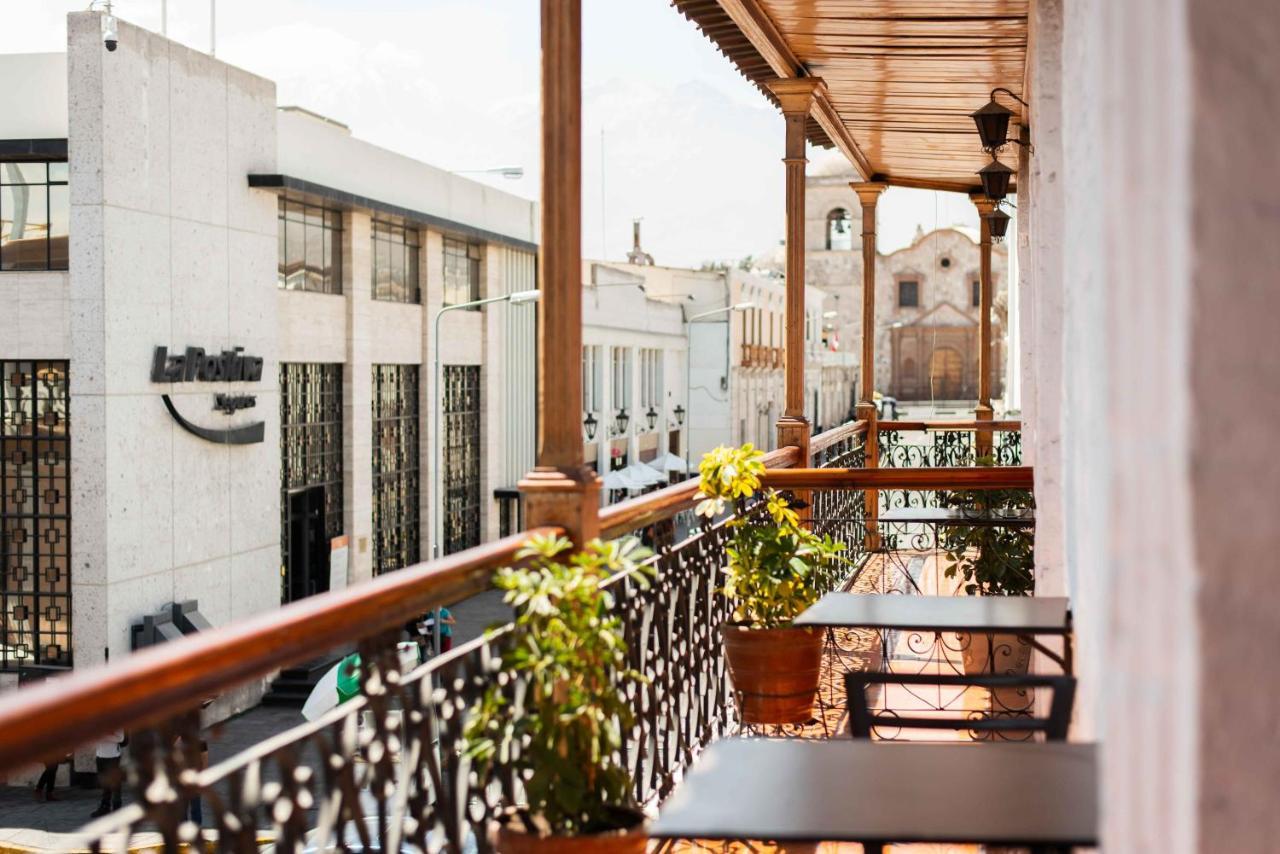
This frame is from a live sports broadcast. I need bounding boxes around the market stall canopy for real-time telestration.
[673,0,1028,193]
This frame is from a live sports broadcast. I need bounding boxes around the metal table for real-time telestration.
[651,738,1097,850]
[798,592,1072,674]
[797,592,1069,634]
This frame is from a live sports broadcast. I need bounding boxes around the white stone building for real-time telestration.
[0,15,539,710]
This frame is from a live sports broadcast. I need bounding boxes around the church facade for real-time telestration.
[802,166,1010,403]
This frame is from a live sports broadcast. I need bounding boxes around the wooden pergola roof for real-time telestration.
[673,0,1028,194]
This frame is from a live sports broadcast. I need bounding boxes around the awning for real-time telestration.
[673,0,1028,193]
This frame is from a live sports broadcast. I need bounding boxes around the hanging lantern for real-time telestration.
[986,209,1012,243]
[978,157,1014,201]
[971,97,1013,151]
[673,404,686,426]
[583,411,598,441]
[645,405,658,430]
[614,408,630,436]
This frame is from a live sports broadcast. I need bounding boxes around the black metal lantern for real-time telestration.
[971,97,1013,151]
[985,209,1012,243]
[614,408,630,436]
[645,405,658,430]
[583,411,598,441]
[978,156,1014,201]
[673,404,685,426]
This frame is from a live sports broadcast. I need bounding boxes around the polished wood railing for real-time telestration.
[0,418,1033,851]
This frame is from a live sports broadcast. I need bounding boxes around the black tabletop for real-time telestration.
[651,739,1097,847]
[794,593,1071,634]
[879,507,1036,526]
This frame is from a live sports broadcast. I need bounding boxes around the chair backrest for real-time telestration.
[846,671,1076,741]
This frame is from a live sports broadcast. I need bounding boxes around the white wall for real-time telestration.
[67,12,280,717]
[277,109,536,245]
[0,53,67,139]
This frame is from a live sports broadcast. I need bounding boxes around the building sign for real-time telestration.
[152,346,265,445]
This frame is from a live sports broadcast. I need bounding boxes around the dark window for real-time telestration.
[280,363,344,602]
[442,365,481,554]
[372,365,420,574]
[372,221,420,304]
[443,237,482,307]
[1,162,68,271]
[940,256,952,268]
[278,199,342,294]
[1,361,71,670]
[898,280,919,308]
[972,279,981,307]
[825,208,853,251]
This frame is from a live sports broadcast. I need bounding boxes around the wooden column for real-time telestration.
[765,77,825,465]
[852,182,886,549]
[971,194,997,458]
[519,0,600,544]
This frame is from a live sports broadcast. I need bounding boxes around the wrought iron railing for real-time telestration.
[877,420,1023,512]
[0,427,1028,852]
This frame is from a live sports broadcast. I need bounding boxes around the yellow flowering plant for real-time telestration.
[696,444,848,629]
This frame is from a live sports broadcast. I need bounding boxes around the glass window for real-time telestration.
[442,365,481,554]
[277,198,343,294]
[1,361,72,670]
[972,279,981,307]
[372,221,420,303]
[0,161,68,272]
[443,237,482,307]
[898,280,919,308]
[372,364,421,574]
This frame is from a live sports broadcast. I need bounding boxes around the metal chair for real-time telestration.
[846,671,1077,742]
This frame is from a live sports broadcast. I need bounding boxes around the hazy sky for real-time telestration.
[5,0,981,266]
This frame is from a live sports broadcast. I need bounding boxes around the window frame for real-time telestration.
[0,160,69,272]
[443,236,483,308]
[277,198,343,295]
[371,219,421,304]
[897,279,920,309]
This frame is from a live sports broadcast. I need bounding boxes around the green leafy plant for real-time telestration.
[696,444,848,629]
[941,456,1035,597]
[464,534,652,837]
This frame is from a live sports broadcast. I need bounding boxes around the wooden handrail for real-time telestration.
[878,420,1022,432]
[598,444,802,539]
[809,419,868,454]
[0,528,560,774]
[761,465,1034,491]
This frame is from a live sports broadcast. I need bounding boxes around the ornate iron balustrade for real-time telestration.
[877,421,1023,512]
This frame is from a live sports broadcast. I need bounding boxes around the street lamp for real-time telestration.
[684,302,754,477]
[583,411,598,441]
[613,408,630,436]
[452,166,524,180]
[673,404,685,426]
[431,288,540,650]
[645,405,658,431]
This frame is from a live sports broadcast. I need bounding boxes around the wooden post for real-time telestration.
[519,0,601,544]
[852,182,886,549]
[971,194,997,459]
[765,77,825,468]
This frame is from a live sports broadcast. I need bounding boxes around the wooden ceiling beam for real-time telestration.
[718,0,874,179]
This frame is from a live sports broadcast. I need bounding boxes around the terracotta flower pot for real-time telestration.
[490,808,647,854]
[721,624,824,725]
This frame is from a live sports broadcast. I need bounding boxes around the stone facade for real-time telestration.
[798,166,1009,402]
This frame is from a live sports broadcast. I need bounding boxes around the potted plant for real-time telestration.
[940,466,1036,693]
[695,444,848,725]
[465,534,652,853]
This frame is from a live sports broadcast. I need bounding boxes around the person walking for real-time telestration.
[34,756,65,802]
[90,731,126,818]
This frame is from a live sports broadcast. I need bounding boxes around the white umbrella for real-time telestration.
[301,642,421,721]
[623,463,663,487]
[650,451,689,472]
[602,467,643,491]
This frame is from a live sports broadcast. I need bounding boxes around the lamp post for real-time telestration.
[431,288,540,651]
[684,302,754,477]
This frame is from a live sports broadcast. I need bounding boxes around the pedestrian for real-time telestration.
[34,755,66,802]
[90,730,126,818]
[437,607,456,653]
[180,734,209,827]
